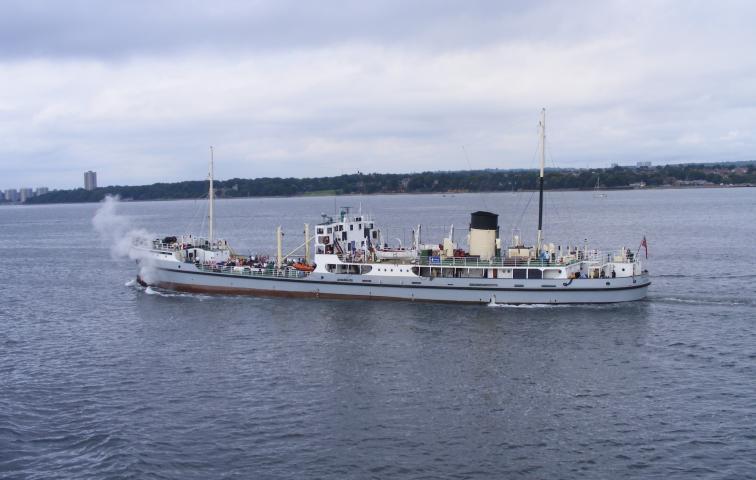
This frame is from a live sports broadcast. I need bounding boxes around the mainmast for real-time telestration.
[536,108,545,256]
[209,146,215,244]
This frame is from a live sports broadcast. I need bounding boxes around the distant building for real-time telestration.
[4,189,19,202]
[36,187,49,196]
[676,179,712,187]
[20,188,34,202]
[84,171,97,191]
[636,161,652,168]
[610,163,619,168]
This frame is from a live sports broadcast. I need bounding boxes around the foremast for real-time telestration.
[536,108,546,256]
[209,146,215,244]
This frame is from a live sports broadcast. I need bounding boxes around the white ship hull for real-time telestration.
[138,255,650,304]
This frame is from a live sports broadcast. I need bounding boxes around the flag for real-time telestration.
[640,236,648,258]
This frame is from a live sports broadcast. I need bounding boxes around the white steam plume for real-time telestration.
[93,195,158,283]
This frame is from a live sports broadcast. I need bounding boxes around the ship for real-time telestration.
[133,110,651,304]
[593,175,608,198]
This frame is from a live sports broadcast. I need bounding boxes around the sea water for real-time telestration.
[1,188,755,478]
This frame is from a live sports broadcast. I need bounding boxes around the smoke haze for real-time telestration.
[92,195,158,283]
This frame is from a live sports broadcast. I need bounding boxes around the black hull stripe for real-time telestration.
[156,267,651,293]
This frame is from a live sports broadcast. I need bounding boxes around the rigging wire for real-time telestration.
[183,192,208,237]
[545,134,581,246]
[507,121,541,244]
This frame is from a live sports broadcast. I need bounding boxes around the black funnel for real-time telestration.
[470,211,498,230]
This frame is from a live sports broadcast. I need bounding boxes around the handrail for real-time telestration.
[334,251,636,268]
[416,257,573,268]
[195,264,309,279]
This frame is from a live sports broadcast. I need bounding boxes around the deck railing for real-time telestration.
[151,241,223,252]
[334,251,634,268]
[195,264,308,279]
[415,256,577,268]
[150,242,180,252]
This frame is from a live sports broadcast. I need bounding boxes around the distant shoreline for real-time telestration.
[3,183,752,207]
[10,162,756,205]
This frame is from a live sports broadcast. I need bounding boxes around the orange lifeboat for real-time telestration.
[293,262,315,272]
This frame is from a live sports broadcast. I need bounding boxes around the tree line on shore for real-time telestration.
[22,163,756,204]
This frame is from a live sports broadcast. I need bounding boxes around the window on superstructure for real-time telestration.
[327,227,332,234]
[350,225,354,231]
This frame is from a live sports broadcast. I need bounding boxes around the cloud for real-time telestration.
[1,1,755,189]
[0,1,539,59]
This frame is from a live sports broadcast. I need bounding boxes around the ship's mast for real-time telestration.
[209,146,215,244]
[536,108,545,256]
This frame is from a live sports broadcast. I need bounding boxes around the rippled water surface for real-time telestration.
[1,188,755,479]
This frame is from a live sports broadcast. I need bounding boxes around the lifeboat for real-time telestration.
[293,262,315,272]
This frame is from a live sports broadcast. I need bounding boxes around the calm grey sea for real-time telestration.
[1,188,755,479]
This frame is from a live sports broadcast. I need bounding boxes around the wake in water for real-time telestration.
[487,303,571,309]
[485,302,622,309]
[143,286,211,300]
[655,273,756,280]
[654,296,750,307]
[127,278,189,298]
[93,196,158,284]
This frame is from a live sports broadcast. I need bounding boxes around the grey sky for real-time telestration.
[1,0,754,189]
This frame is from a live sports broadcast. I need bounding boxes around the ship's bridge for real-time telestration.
[315,207,379,257]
